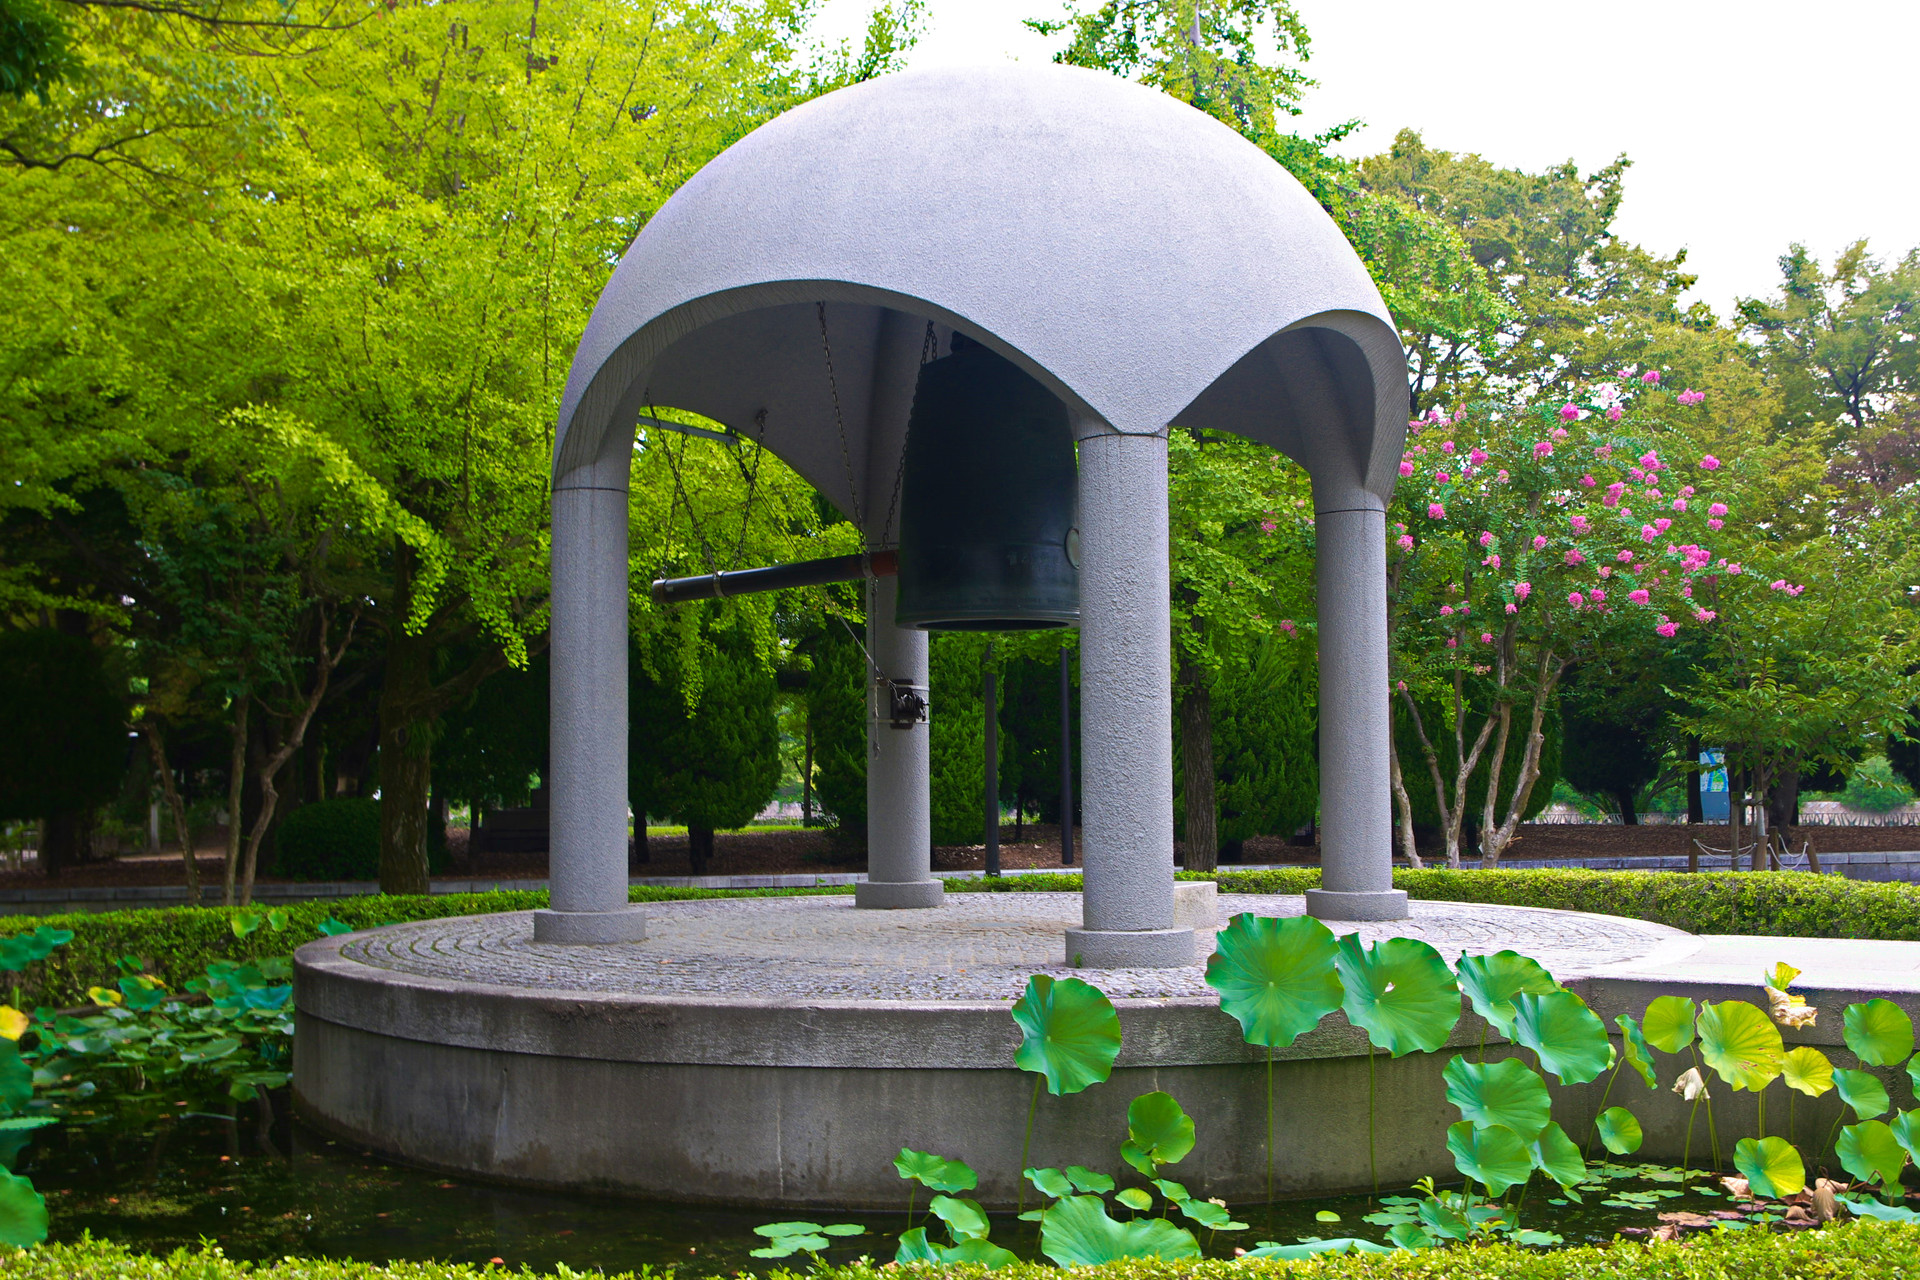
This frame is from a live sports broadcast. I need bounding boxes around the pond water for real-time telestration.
[21,1098,1823,1273]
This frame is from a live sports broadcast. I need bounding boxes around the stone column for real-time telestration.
[535,449,649,943]
[855,573,943,908]
[1065,422,1195,968]
[1305,495,1408,922]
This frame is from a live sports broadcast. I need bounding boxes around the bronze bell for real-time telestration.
[893,333,1080,631]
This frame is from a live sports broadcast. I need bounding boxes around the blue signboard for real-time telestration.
[1699,749,1730,821]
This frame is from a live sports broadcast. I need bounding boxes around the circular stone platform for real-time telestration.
[293,892,1692,1207]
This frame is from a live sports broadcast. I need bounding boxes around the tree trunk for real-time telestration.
[688,822,714,877]
[629,818,649,871]
[1388,739,1424,869]
[1614,787,1639,826]
[1770,766,1800,831]
[1177,651,1217,874]
[37,811,90,878]
[223,694,250,906]
[1686,736,1705,826]
[144,724,200,901]
[377,630,434,896]
[801,720,814,828]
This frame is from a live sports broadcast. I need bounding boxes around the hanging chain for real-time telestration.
[651,394,723,583]
[817,301,864,532]
[724,409,769,573]
[877,319,938,550]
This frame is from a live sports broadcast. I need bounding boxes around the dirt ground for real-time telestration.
[5,820,1917,888]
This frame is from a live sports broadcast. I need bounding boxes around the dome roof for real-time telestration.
[556,63,1407,520]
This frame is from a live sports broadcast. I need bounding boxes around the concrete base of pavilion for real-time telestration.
[291,892,1920,1209]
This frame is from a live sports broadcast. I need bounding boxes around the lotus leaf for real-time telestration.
[1764,961,1802,991]
[1892,1110,1920,1167]
[1697,1000,1784,1092]
[929,1195,991,1239]
[1844,999,1915,1067]
[1781,1046,1835,1097]
[1205,914,1343,1048]
[1442,1056,1550,1141]
[1616,1014,1657,1089]
[1454,951,1560,1038]
[1122,1091,1194,1175]
[1530,1120,1586,1189]
[1,1175,54,1246]
[1012,975,1122,1096]
[1511,990,1610,1084]
[1446,1121,1534,1196]
[1733,1136,1805,1199]
[941,1238,1020,1268]
[1910,1056,1920,1098]
[1416,1198,1471,1241]
[1642,996,1697,1054]
[0,1043,30,1116]
[1334,935,1460,1057]
[896,1149,978,1192]
[893,1228,940,1263]
[1841,1195,1920,1221]
[1387,1222,1439,1250]
[1114,1187,1153,1211]
[1064,1165,1113,1193]
[1835,1068,1892,1120]
[1241,1239,1393,1259]
[1595,1107,1643,1155]
[1024,1167,1073,1199]
[1838,1119,1909,1190]
[1039,1195,1200,1265]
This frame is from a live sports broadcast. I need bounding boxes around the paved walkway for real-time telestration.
[339,892,1689,1002]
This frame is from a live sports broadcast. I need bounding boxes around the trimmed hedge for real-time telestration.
[8,865,1920,1008]
[8,1224,1920,1280]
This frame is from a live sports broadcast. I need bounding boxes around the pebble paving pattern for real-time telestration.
[338,893,1687,1003]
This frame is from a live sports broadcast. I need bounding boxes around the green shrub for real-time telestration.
[274,799,384,881]
[9,1222,1920,1280]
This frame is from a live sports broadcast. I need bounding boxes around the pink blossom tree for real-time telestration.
[1388,373,1731,866]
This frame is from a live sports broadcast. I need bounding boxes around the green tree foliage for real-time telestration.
[0,628,124,870]
[0,0,74,101]
[928,633,989,846]
[806,627,868,839]
[1737,241,1920,445]
[1356,131,1714,410]
[644,618,782,876]
[994,639,1079,829]
[436,650,549,813]
[1210,634,1317,857]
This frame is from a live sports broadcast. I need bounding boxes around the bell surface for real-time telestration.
[893,334,1080,631]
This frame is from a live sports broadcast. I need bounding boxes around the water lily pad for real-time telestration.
[1844,999,1915,1067]
[1838,1119,1909,1191]
[1836,1068,1892,1120]
[1616,1013,1657,1089]
[1012,975,1122,1096]
[1595,1107,1643,1155]
[1511,990,1611,1084]
[1697,1000,1784,1092]
[1169,1197,1246,1231]
[1039,1195,1200,1265]
[1642,996,1697,1054]
[1446,1121,1534,1196]
[1530,1120,1586,1189]
[896,1149,977,1192]
[1781,1045,1834,1097]
[1334,935,1460,1057]
[1454,951,1560,1038]
[1443,1056,1550,1141]
[1205,914,1344,1048]
[1733,1136,1804,1199]
[1120,1091,1194,1176]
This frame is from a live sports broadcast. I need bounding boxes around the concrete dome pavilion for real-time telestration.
[543,63,1411,961]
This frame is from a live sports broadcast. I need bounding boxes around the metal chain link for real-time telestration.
[817,301,863,532]
[877,319,938,549]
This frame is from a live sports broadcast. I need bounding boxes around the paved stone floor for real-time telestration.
[340,892,1692,1002]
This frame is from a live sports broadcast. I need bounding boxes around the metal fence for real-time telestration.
[1535,801,1920,827]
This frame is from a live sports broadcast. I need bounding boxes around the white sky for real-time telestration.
[809,0,1920,317]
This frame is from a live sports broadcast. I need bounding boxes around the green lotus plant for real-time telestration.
[752,1221,865,1260]
[1010,975,1121,1208]
[1445,1121,1533,1197]
[1510,991,1610,1085]
[1454,952,1559,1042]
[1334,934,1460,1192]
[896,1194,1019,1268]
[1584,1013,1654,1157]
[1037,1195,1199,1264]
[895,1148,977,1223]
[1120,1091,1194,1179]
[1594,1107,1643,1155]
[1733,1136,1804,1199]
[1641,996,1697,1054]
[1834,1068,1891,1121]
[1838,1118,1909,1195]
[1843,999,1915,1067]
[1443,1057,1550,1141]
[1204,913,1343,1201]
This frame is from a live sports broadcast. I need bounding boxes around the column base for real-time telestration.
[854,880,945,909]
[532,906,649,944]
[1304,888,1409,922]
[1064,927,1196,969]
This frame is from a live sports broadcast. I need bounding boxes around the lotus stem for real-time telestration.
[1367,1045,1378,1197]
[1018,1074,1040,1215]
[1586,1058,1622,1155]
[1757,1086,1766,1141]
[1704,1089,1722,1171]
[1265,1047,1275,1205]
[1683,1096,1698,1175]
